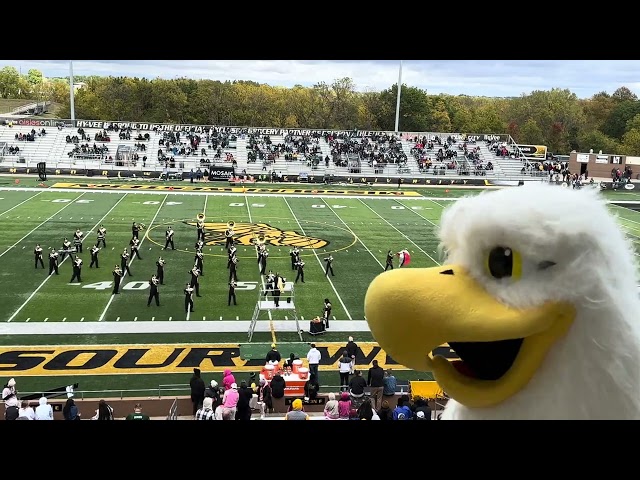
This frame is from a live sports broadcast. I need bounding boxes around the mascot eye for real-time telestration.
[486,246,522,280]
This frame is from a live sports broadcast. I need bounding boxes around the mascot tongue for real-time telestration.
[452,360,476,378]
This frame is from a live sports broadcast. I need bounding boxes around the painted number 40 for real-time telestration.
[82,281,149,291]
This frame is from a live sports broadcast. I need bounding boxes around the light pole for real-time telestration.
[69,61,75,123]
[394,60,402,133]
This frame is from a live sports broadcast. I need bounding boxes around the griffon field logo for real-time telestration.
[186,222,329,249]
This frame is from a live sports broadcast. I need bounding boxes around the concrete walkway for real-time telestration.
[0,320,370,335]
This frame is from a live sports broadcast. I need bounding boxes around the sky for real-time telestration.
[0,60,638,99]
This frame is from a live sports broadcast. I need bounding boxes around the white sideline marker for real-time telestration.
[80,317,84,322]
[44,318,48,322]
[62,317,66,322]
[151,317,155,321]
[116,317,120,322]
[168,316,172,321]
[25,318,30,322]
[134,317,137,321]
[219,316,222,320]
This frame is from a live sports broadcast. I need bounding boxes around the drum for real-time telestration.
[292,359,303,374]
[263,364,275,380]
[298,367,309,380]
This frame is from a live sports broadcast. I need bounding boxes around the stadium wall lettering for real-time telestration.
[1,116,510,141]
[0,343,458,376]
[2,165,501,187]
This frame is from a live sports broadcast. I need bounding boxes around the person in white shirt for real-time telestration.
[306,343,322,383]
[3,377,20,420]
[35,396,54,420]
[18,400,35,420]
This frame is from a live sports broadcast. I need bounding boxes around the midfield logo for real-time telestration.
[185,221,329,249]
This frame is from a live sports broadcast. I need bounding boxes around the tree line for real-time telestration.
[2,65,640,156]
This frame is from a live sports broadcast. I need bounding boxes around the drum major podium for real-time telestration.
[247,281,302,341]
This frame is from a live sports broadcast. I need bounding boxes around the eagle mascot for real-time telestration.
[365,183,640,419]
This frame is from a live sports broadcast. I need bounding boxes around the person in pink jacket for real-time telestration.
[222,369,236,391]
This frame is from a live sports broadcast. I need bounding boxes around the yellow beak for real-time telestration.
[364,266,575,408]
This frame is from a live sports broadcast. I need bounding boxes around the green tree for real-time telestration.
[601,100,640,140]
[0,66,21,98]
[575,129,620,155]
[620,128,640,156]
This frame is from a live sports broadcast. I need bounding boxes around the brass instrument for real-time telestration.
[226,221,235,236]
[197,213,206,222]
[137,223,146,231]
[253,232,266,246]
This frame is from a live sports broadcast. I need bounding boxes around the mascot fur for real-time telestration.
[365,183,640,419]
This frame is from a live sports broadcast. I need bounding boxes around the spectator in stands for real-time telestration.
[190,368,206,416]
[125,403,150,420]
[367,359,385,411]
[270,371,286,400]
[349,370,367,407]
[285,398,309,420]
[2,378,19,420]
[338,391,352,420]
[345,337,358,374]
[195,397,215,420]
[357,398,380,420]
[377,400,393,421]
[91,399,114,420]
[222,369,236,391]
[257,378,273,419]
[304,373,320,401]
[393,395,413,420]
[35,396,54,420]
[323,392,340,420]
[338,350,352,389]
[236,380,253,421]
[383,369,397,398]
[412,397,432,420]
[205,380,222,410]
[62,398,81,420]
[18,400,35,420]
[221,383,239,420]
[266,343,281,364]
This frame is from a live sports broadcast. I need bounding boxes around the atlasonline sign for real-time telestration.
[76,120,369,137]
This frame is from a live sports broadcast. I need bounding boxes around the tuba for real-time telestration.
[254,232,266,246]
[227,221,235,236]
[197,213,206,222]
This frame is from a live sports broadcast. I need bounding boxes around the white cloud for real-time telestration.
[0,60,639,99]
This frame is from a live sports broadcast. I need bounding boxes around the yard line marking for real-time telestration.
[7,193,129,323]
[283,197,352,320]
[322,198,384,269]
[202,316,206,321]
[25,318,30,322]
[0,192,86,259]
[151,316,155,321]
[245,194,272,324]
[62,317,66,322]
[98,194,168,322]
[395,199,440,230]
[358,198,440,265]
[44,318,48,322]
[203,193,208,216]
[116,317,120,322]
[134,317,138,321]
[169,316,172,321]
[80,317,84,322]
[220,316,222,320]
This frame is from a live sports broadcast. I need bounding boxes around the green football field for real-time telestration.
[1,178,640,397]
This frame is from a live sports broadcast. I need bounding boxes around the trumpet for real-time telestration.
[197,213,206,222]
[137,223,146,231]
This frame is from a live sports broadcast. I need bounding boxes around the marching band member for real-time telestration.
[96,225,107,248]
[120,248,132,276]
[34,243,44,269]
[385,250,394,271]
[156,257,166,285]
[70,256,83,283]
[189,265,202,297]
[184,282,195,313]
[324,254,335,277]
[195,239,204,252]
[48,248,59,275]
[227,245,237,269]
[132,221,140,240]
[295,258,305,283]
[290,246,300,270]
[73,229,84,253]
[224,223,235,250]
[397,249,411,268]
[147,274,160,307]
[323,298,332,329]
[164,226,175,250]
[112,265,123,294]
[60,237,72,261]
[228,280,237,306]
[229,255,238,282]
[258,247,269,275]
[263,270,275,296]
[89,245,100,268]
[130,237,142,260]
[194,250,204,276]
[196,219,205,242]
